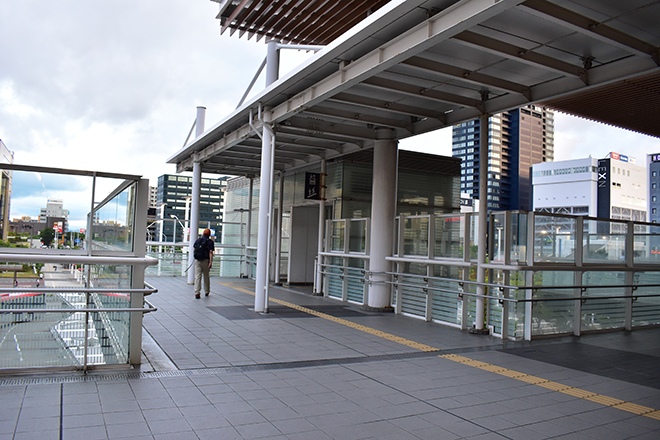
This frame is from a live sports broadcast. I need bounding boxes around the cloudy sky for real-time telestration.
[2,0,659,230]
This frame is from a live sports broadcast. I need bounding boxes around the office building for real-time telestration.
[453,105,554,212]
[532,153,647,223]
[649,153,660,223]
[0,140,13,240]
[39,199,70,231]
[156,174,227,242]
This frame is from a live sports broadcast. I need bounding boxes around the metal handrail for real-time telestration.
[319,251,370,259]
[0,287,157,295]
[0,305,158,314]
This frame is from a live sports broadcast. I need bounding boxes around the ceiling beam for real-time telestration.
[521,0,659,65]
[362,76,486,112]
[283,115,379,140]
[402,56,532,100]
[302,105,414,132]
[453,30,588,83]
[328,92,448,122]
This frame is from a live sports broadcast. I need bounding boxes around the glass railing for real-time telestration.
[0,164,156,371]
[319,212,660,341]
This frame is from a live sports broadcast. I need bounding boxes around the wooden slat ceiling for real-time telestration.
[213,0,391,45]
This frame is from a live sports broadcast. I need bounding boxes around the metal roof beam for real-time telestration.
[452,30,588,83]
[402,56,532,100]
[328,93,447,122]
[362,76,486,112]
[521,0,660,65]
[302,106,414,132]
[283,116,379,141]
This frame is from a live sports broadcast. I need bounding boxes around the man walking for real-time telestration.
[193,228,215,299]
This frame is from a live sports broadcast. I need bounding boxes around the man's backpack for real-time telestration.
[193,236,210,260]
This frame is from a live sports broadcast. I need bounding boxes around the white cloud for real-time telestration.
[2,1,659,232]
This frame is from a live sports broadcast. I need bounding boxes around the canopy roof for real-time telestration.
[212,0,392,45]
[170,0,660,176]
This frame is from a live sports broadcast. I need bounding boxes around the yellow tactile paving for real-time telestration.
[219,282,440,352]
[220,282,659,422]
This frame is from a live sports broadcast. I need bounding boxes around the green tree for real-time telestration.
[41,228,55,247]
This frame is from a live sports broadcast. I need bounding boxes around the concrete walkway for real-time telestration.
[1,276,659,439]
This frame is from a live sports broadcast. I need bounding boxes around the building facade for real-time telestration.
[452,105,554,212]
[649,153,660,223]
[532,153,647,223]
[156,174,227,242]
[39,199,70,231]
[0,139,14,240]
[532,157,599,216]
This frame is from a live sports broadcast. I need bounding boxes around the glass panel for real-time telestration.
[533,214,576,263]
[430,264,462,325]
[582,271,626,331]
[348,219,367,253]
[508,270,529,339]
[346,258,365,304]
[634,224,660,264]
[403,216,429,257]
[0,263,133,369]
[394,217,399,256]
[469,214,479,261]
[434,215,464,259]
[511,212,527,264]
[326,256,344,299]
[531,271,575,336]
[399,263,427,318]
[330,220,345,252]
[491,213,505,263]
[632,271,660,327]
[92,182,137,252]
[582,219,627,264]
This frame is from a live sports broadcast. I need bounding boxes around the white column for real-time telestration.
[255,110,275,312]
[274,173,285,284]
[244,178,254,277]
[254,40,280,312]
[474,114,489,330]
[187,106,205,284]
[314,160,327,295]
[266,40,280,86]
[367,128,398,310]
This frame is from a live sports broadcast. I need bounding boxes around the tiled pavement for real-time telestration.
[1,276,659,439]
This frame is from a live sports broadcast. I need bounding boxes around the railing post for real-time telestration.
[129,178,150,365]
[625,221,635,331]
[524,212,535,341]
[501,211,512,339]
[574,216,584,336]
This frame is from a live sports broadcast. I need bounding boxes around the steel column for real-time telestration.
[187,106,205,284]
[475,114,489,330]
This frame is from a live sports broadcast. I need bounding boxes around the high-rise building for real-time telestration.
[452,105,554,212]
[648,153,660,223]
[149,186,158,209]
[0,140,13,240]
[156,174,227,242]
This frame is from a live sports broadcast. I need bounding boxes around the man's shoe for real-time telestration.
[205,292,210,297]
[195,294,201,299]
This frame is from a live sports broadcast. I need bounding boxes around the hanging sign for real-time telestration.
[304,172,321,200]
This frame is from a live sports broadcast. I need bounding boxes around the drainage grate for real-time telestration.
[0,350,439,386]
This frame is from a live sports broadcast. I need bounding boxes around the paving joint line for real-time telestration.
[220,283,660,422]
